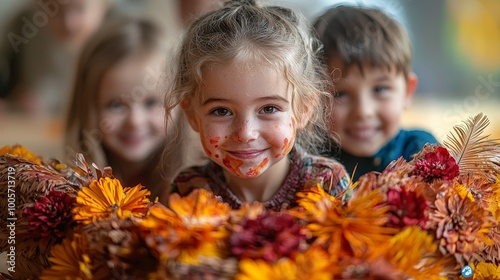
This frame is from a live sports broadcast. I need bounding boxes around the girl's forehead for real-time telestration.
[196,60,292,102]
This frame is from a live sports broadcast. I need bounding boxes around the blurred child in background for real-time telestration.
[314,5,438,181]
[0,0,112,116]
[163,0,350,210]
[65,17,204,200]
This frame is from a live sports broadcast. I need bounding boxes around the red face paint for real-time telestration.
[245,157,269,177]
[281,137,294,156]
[210,137,220,146]
[222,155,244,177]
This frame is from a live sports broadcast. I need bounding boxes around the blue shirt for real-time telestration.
[331,129,438,182]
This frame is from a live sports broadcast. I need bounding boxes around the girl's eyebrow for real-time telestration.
[256,96,290,104]
[202,95,289,106]
[202,97,229,106]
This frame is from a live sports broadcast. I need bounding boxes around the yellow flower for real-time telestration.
[295,245,335,280]
[454,182,475,202]
[141,189,230,265]
[294,184,341,222]
[40,234,92,280]
[372,226,448,279]
[236,258,296,280]
[470,262,500,279]
[72,177,150,224]
[0,144,42,165]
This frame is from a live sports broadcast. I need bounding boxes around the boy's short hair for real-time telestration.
[314,5,412,77]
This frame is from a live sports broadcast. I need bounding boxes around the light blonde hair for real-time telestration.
[65,17,195,196]
[164,0,333,155]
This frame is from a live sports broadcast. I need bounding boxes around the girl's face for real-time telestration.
[98,54,166,163]
[184,60,296,179]
[47,0,108,48]
[328,60,416,157]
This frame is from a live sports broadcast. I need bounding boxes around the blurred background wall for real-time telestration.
[0,0,499,160]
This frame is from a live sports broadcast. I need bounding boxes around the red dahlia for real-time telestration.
[386,188,429,229]
[230,212,305,262]
[23,190,75,239]
[411,147,459,182]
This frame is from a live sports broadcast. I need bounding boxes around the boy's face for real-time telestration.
[328,61,417,157]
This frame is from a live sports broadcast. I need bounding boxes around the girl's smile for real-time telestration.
[226,149,268,160]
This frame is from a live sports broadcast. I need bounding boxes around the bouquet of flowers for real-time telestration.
[1,113,500,279]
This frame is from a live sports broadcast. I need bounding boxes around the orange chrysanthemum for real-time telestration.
[0,144,42,165]
[293,184,342,222]
[236,246,335,280]
[230,202,266,224]
[40,234,92,280]
[371,226,451,279]
[141,189,230,264]
[72,177,150,224]
[428,191,496,265]
[295,185,397,259]
[455,174,496,211]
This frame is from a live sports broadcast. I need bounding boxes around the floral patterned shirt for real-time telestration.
[171,146,350,210]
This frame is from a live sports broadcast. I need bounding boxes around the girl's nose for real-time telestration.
[125,106,147,128]
[232,119,258,143]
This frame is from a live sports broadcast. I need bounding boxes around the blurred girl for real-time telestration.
[0,0,112,115]
[65,17,203,200]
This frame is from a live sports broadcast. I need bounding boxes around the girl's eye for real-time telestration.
[144,97,160,108]
[107,99,126,111]
[259,106,279,114]
[210,108,231,116]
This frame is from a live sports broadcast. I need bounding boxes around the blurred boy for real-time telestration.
[314,5,438,181]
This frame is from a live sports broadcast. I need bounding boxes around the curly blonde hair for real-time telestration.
[164,0,334,154]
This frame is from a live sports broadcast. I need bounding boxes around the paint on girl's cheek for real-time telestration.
[210,137,220,146]
[199,130,213,156]
[222,155,244,177]
[246,157,269,177]
[275,125,280,131]
[280,137,294,156]
[215,154,219,158]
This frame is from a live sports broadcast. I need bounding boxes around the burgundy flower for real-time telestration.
[411,147,459,182]
[386,188,429,229]
[23,190,75,239]
[229,212,305,262]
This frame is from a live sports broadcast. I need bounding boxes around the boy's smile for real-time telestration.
[328,62,417,157]
[185,59,296,179]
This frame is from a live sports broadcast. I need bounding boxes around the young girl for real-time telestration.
[164,0,350,210]
[65,17,204,200]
